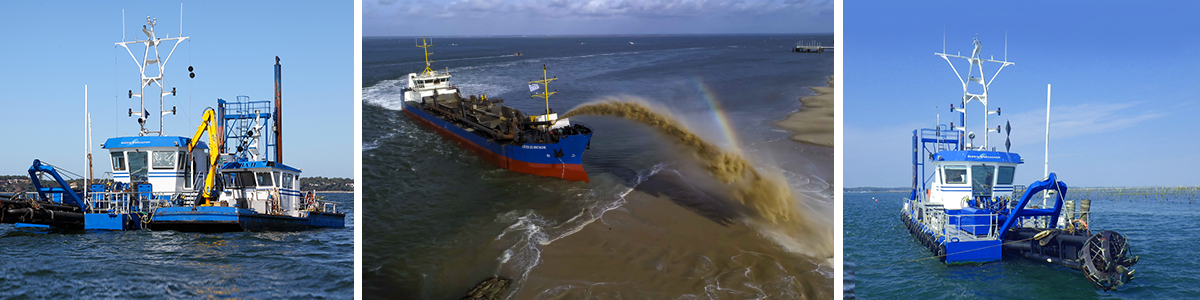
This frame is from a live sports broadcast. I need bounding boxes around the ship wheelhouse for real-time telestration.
[216,161,306,217]
[102,136,208,194]
[926,150,1022,210]
[405,71,458,101]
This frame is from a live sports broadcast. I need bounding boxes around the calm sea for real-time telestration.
[0,192,354,299]
[845,191,1200,299]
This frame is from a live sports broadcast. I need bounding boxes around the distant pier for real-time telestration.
[793,41,833,53]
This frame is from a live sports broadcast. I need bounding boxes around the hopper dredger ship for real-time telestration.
[400,38,593,181]
[900,37,1138,291]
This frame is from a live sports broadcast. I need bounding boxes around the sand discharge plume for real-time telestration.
[562,97,833,258]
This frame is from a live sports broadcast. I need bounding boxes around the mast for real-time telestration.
[85,85,92,184]
[116,15,189,136]
[417,38,435,76]
[274,57,283,164]
[936,35,1013,150]
[529,65,558,124]
[1044,84,1051,207]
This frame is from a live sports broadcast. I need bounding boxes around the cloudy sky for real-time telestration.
[365,0,833,36]
[845,1,1200,187]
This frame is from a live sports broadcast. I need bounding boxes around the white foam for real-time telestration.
[362,132,395,151]
[362,78,408,111]
[493,164,667,298]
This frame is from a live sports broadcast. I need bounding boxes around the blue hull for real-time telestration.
[84,213,145,230]
[402,100,592,181]
[151,206,346,232]
[902,209,1002,264]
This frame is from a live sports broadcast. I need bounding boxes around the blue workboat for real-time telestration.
[899,37,1137,291]
[0,15,343,232]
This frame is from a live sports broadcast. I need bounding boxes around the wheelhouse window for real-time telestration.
[111,152,126,171]
[127,152,149,182]
[229,172,256,189]
[997,166,1016,185]
[182,152,193,189]
[282,173,295,190]
[972,165,996,198]
[943,165,968,184]
[152,151,176,170]
[256,172,274,187]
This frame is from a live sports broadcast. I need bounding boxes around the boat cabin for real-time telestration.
[926,150,1022,210]
[217,161,305,217]
[407,71,458,100]
[102,136,208,194]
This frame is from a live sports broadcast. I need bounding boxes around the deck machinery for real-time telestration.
[900,37,1137,291]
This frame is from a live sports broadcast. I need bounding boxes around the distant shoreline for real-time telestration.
[776,75,834,147]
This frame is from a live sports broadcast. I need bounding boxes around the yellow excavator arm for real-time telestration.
[189,108,223,206]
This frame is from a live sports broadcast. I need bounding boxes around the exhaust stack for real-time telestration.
[274,56,283,164]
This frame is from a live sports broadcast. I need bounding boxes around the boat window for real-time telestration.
[997,166,1016,185]
[183,153,193,189]
[111,152,126,171]
[237,172,256,188]
[127,152,149,182]
[943,165,968,184]
[152,151,176,170]
[257,172,274,187]
[282,173,295,190]
[972,165,996,198]
[178,151,187,170]
[223,173,236,187]
[274,172,282,188]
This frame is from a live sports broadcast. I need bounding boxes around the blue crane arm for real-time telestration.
[998,172,1068,235]
[27,159,87,211]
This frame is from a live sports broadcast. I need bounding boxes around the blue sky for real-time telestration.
[0,1,352,178]
[364,0,832,36]
[845,1,1200,187]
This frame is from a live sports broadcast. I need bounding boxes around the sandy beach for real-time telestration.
[513,171,832,299]
[777,75,834,147]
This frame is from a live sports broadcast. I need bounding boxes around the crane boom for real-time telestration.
[189,108,222,205]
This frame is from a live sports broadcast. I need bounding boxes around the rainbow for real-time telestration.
[692,76,742,150]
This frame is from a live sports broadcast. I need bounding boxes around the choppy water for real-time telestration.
[363,35,833,299]
[0,193,354,299]
[845,192,1200,299]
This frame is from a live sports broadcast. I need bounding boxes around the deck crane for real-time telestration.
[189,108,223,206]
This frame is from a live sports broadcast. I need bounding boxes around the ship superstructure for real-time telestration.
[900,37,1137,291]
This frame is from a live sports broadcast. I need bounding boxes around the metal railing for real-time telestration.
[84,191,183,214]
[912,201,1001,240]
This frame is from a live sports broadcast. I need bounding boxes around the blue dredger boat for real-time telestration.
[399,39,593,181]
[899,37,1137,291]
[0,15,344,232]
